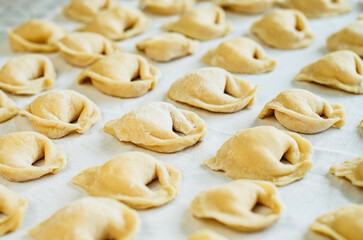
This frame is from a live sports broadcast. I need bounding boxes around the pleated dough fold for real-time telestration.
[0,90,19,123]
[63,0,115,22]
[215,0,274,14]
[139,0,195,15]
[188,230,228,240]
[330,157,363,187]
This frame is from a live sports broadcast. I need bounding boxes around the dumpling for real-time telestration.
[78,52,160,98]
[201,37,276,74]
[310,205,363,240]
[250,10,314,50]
[77,6,149,41]
[20,90,101,139]
[0,184,27,236]
[167,67,257,113]
[330,157,363,187]
[188,230,228,240]
[204,126,313,186]
[57,32,122,67]
[136,33,199,62]
[139,0,195,15]
[0,132,66,182]
[0,54,55,95]
[214,0,274,14]
[0,90,18,123]
[190,180,283,231]
[258,89,346,134]
[28,197,139,240]
[295,51,363,94]
[162,6,231,41]
[9,20,67,53]
[72,152,181,209]
[63,0,115,22]
[104,102,207,153]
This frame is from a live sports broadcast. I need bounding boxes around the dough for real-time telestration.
[201,37,276,74]
[188,230,228,240]
[9,20,67,53]
[104,102,207,153]
[167,67,257,113]
[204,126,313,186]
[258,89,346,134]
[77,6,149,41]
[0,184,27,236]
[139,0,195,15]
[162,6,231,41]
[0,132,66,182]
[57,32,122,67]
[136,33,199,62]
[28,197,139,240]
[0,54,55,95]
[190,180,283,231]
[250,9,314,49]
[0,90,19,123]
[296,51,363,94]
[215,0,274,14]
[310,205,363,240]
[63,0,115,22]
[20,90,101,139]
[330,157,363,187]
[78,52,160,98]
[72,152,181,209]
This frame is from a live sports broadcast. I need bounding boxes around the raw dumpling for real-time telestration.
[201,37,276,74]
[9,20,67,53]
[0,55,55,95]
[250,10,314,49]
[104,102,207,153]
[188,230,229,240]
[162,6,231,41]
[0,132,66,182]
[20,90,101,139]
[190,180,283,231]
[296,51,363,94]
[204,126,313,186]
[258,89,346,134]
[28,197,139,240]
[330,157,363,187]
[0,184,27,236]
[0,90,18,123]
[167,67,257,113]
[310,205,363,240]
[139,0,195,15]
[136,33,199,62]
[215,0,274,14]
[72,152,181,209]
[57,32,122,67]
[63,0,115,22]
[78,52,160,98]
[77,6,149,41]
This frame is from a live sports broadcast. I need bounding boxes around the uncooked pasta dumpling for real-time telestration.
[330,157,363,187]
[188,230,228,240]
[259,89,346,134]
[167,67,257,113]
[0,55,55,95]
[72,152,181,209]
[0,90,18,123]
[20,90,101,139]
[296,51,363,94]
[190,180,283,232]
[104,102,207,153]
[0,132,66,182]
[162,6,231,41]
[139,0,195,15]
[204,126,313,186]
[28,197,139,240]
[250,10,314,49]
[63,0,115,22]
[78,52,160,98]
[201,37,276,74]
[136,33,199,62]
[215,0,274,14]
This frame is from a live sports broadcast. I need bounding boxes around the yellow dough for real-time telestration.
[204,126,312,186]
[259,89,345,134]
[20,90,101,139]
[201,37,276,74]
[72,152,181,209]
[188,230,229,240]
[296,51,363,94]
[77,6,149,41]
[9,20,67,53]
[57,32,122,67]
[139,0,195,15]
[78,52,160,98]
[330,157,363,187]
[167,67,257,113]
[0,90,18,123]
[190,180,283,232]
[215,0,274,14]
[63,0,115,22]
[104,102,207,153]
[0,132,66,182]
[28,197,139,240]
[251,9,314,50]
[310,205,363,240]
[0,184,27,236]
[0,54,55,95]
[136,33,199,62]
[162,6,231,41]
